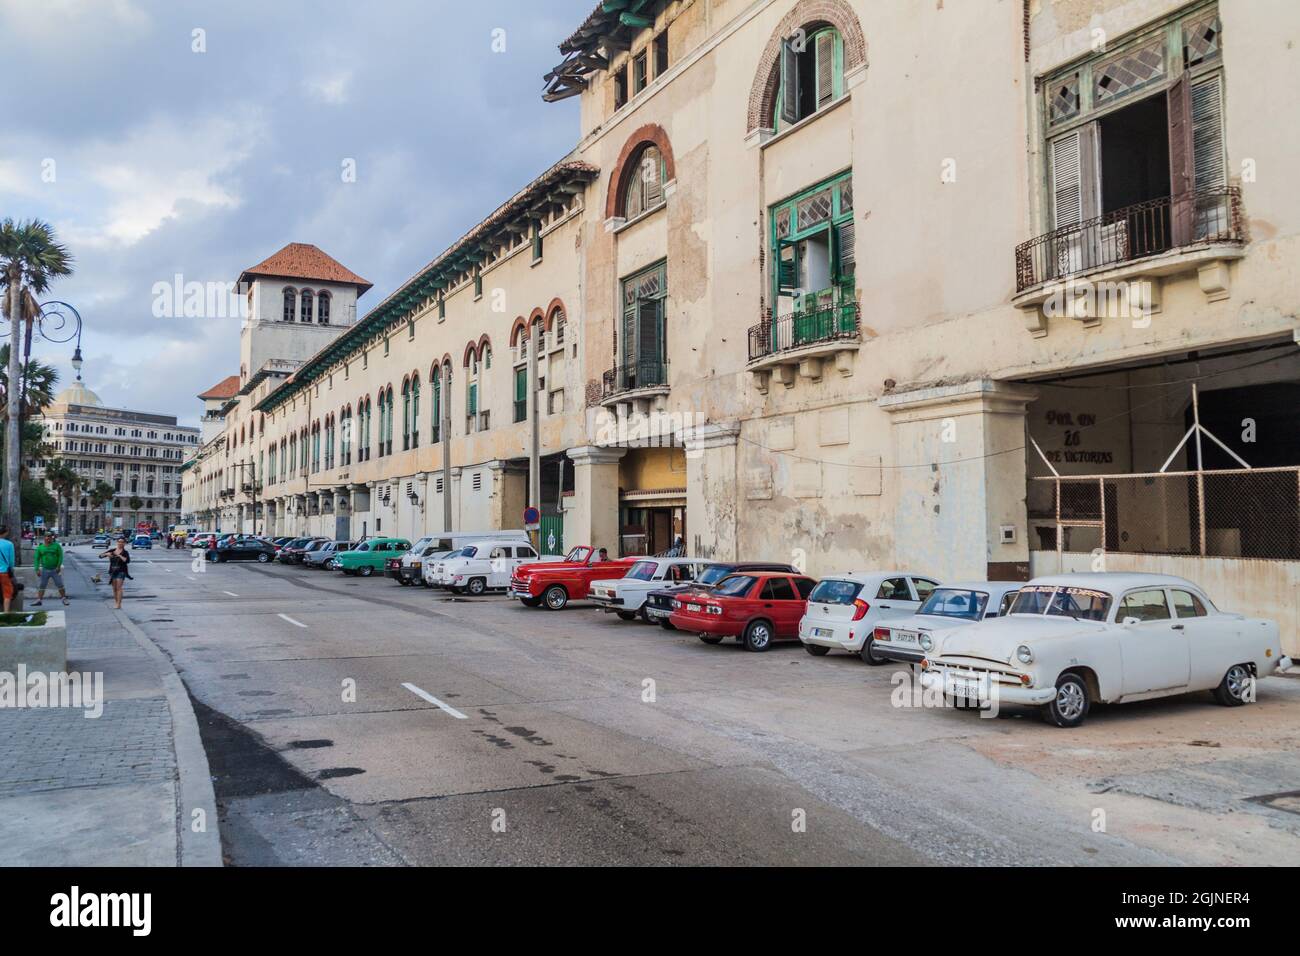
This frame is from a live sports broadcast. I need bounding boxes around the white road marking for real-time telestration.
[186,575,196,581]
[222,590,238,597]
[402,682,468,719]
[277,613,308,628]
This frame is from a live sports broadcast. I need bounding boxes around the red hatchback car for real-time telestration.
[669,572,818,651]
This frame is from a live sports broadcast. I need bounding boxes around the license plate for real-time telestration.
[946,676,983,698]
[893,630,919,645]
[813,627,832,637]
[686,603,702,612]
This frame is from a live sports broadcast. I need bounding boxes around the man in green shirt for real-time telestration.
[33,533,69,607]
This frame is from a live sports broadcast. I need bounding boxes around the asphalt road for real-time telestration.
[78,545,1300,866]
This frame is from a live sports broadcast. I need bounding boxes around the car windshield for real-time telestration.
[919,589,989,621]
[565,547,592,563]
[461,546,478,558]
[626,561,658,581]
[442,549,463,560]
[713,575,757,597]
[808,579,861,605]
[1009,585,1112,622]
[696,566,733,586]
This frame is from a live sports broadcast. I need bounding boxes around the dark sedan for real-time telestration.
[643,561,800,629]
[206,539,278,563]
[276,537,320,564]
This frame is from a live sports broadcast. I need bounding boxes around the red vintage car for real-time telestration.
[669,571,818,651]
[508,545,637,610]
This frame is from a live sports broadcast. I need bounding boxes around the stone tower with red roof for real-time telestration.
[235,242,372,389]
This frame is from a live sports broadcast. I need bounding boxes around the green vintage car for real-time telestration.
[333,537,411,576]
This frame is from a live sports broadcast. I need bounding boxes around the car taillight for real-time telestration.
[873,626,890,641]
[851,599,871,621]
[671,599,681,609]
[706,604,722,616]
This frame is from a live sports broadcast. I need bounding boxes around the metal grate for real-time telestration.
[1047,72,1080,125]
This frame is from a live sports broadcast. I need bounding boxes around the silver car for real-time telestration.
[305,540,355,568]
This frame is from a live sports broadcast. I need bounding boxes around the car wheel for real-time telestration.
[616,611,638,621]
[804,643,830,657]
[257,553,270,563]
[638,607,653,624]
[858,636,887,665]
[699,634,723,645]
[1212,663,1253,707]
[543,585,568,611]
[359,565,373,577]
[1041,672,1090,728]
[467,578,487,597]
[519,596,542,608]
[743,620,774,652]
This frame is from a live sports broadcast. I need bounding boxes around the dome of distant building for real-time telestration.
[54,380,103,406]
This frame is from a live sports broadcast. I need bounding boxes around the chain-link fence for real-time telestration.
[1029,467,1300,561]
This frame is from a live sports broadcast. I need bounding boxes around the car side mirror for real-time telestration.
[1121,616,1141,626]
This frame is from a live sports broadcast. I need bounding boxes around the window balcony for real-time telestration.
[746,293,860,390]
[600,360,670,411]
[1013,187,1246,335]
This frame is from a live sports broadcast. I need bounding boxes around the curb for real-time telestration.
[68,552,224,867]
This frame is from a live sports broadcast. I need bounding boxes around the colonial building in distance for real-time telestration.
[35,379,199,532]
[182,0,1300,652]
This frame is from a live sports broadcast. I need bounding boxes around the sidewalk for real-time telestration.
[0,551,221,866]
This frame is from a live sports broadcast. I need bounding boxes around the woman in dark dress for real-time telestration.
[99,538,132,609]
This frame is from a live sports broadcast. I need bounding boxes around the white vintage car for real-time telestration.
[871,581,1023,665]
[590,557,718,621]
[428,540,556,595]
[919,573,1292,728]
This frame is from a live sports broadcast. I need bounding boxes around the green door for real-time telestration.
[539,514,564,556]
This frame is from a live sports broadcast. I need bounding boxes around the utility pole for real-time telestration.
[442,364,452,534]
[528,321,540,552]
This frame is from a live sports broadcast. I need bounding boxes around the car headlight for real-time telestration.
[919,634,933,651]
[1016,644,1034,664]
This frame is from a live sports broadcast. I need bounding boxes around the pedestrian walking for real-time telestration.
[99,537,132,610]
[31,533,69,607]
[0,526,15,612]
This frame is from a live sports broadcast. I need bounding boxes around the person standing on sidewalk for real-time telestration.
[0,526,14,612]
[31,532,69,607]
[99,537,131,610]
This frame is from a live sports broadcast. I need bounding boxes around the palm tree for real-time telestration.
[89,480,114,533]
[0,345,59,418]
[129,495,144,531]
[44,458,80,536]
[1,218,73,552]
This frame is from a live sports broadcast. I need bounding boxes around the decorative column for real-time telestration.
[877,380,1038,581]
[683,422,741,561]
[566,446,625,554]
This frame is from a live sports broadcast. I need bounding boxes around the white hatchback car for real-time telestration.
[870,582,1023,665]
[919,573,1293,728]
[798,571,942,663]
[590,557,718,621]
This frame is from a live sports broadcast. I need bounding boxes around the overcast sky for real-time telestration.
[0,0,591,425]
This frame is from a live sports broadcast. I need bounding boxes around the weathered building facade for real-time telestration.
[183,0,1300,649]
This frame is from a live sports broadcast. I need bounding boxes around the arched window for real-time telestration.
[774,26,844,130]
[318,291,331,324]
[401,379,412,451]
[384,386,394,454]
[282,288,297,322]
[324,415,335,470]
[410,374,420,450]
[375,391,387,458]
[430,365,443,443]
[310,422,321,473]
[300,289,314,324]
[623,144,665,220]
[466,352,480,433]
[340,406,352,466]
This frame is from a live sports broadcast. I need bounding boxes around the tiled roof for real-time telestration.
[238,242,373,293]
[198,374,240,400]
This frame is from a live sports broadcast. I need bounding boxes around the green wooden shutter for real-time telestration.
[638,298,662,382]
[514,367,527,402]
[780,40,798,127]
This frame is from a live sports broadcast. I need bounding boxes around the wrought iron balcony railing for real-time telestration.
[1014,186,1244,294]
[602,359,669,399]
[748,292,860,363]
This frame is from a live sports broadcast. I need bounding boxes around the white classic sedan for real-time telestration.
[590,557,718,621]
[919,573,1292,728]
[871,582,1023,665]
